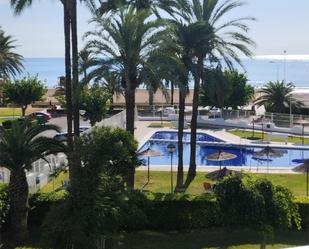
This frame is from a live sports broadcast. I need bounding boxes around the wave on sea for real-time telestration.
[254,54,309,61]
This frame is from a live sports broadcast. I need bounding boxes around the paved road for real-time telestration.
[43,116,91,138]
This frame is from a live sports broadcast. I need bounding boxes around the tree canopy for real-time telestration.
[199,69,254,109]
[0,27,23,80]
[3,76,47,116]
[0,122,64,240]
[80,83,111,126]
[254,81,304,113]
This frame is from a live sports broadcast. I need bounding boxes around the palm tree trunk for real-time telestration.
[175,88,185,192]
[125,87,135,189]
[21,106,26,117]
[171,81,174,106]
[125,88,135,135]
[70,0,80,138]
[63,2,74,180]
[9,169,29,241]
[187,74,199,179]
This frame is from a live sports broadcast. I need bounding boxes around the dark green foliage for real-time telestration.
[44,127,141,249]
[295,198,309,229]
[144,196,219,230]
[79,84,111,126]
[225,70,254,109]
[28,191,67,227]
[0,184,9,229]
[80,127,141,181]
[214,175,265,228]
[215,175,301,230]
[3,76,47,116]
[0,122,65,241]
[1,188,306,236]
[199,69,254,109]
[43,174,125,249]
[0,27,23,79]
[2,118,37,130]
[254,81,304,113]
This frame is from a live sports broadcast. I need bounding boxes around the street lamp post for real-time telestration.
[290,98,293,128]
[283,50,287,82]
[167,143,176,194]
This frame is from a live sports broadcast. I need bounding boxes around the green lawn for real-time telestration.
[8,229,307,249]
[0,107,22,116]
[119,229,309,249]
[39,171,69,193]
[148,121,172,128]
[135,171,309,197]
[229,129,309,145]
[0,107,39,117]
[0,117,17,124]
[41,170,309,197]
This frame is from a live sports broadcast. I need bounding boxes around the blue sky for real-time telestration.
[0,0,309,58]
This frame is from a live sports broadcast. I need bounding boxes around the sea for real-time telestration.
[21,55,309,89]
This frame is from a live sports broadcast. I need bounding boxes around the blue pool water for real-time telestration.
[150,131,223,143]
[139,132,309,168]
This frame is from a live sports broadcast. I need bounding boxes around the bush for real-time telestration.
[28,190,67,226]
[145,198,219,230]
[0,184,9,231]
[118,192,219,230]
[294,197,309,229]
[80,127,141,183]
[215,175,301,230]
[214,175,265,228]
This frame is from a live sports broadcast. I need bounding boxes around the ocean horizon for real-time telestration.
[21,55,309,89]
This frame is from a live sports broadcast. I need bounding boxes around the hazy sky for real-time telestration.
[0,0,309,58]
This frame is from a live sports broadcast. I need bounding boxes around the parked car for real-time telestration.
[163,107,176,116]
[53,126,91,142]
[79,126,91,132]
[26,111,52,123]
[209,108,221,117]
[53,132,68,142]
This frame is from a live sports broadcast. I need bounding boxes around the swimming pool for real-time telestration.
[139,131,309,168]
[150,131,223,143]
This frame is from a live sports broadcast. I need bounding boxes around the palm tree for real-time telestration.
[254,81,303,113]
[0,27,23,80]
[171,22,194,191]
[85,6,169,188]
[95,0,189,18]
[0,123,65,241]
[78,48,97,86]
[0,28,24,105]
[85,6,167,135]
[183,0,255,185]
[86,64,122,109]
[10,0,95,182]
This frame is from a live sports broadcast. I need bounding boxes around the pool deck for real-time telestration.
[134,121,308,174]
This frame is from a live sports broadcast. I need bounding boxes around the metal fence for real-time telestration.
[136,105,255,120]
[264,112,309,128]
[0,153,67,193]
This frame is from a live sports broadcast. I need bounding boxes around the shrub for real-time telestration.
[294,197,309,229]
[43,173,126,249]
[0,184,9,230]
[28,190,67,226]
[145,198,219,230]
[215,175,301,230]
[214,175,265,228]
[80,127,141,185]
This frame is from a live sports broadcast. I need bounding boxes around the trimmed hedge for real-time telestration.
[0,184,9,231]
[295,197,309,229]
[2,190,309,231]
[145,198,219,229]
[28,190,68,226]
